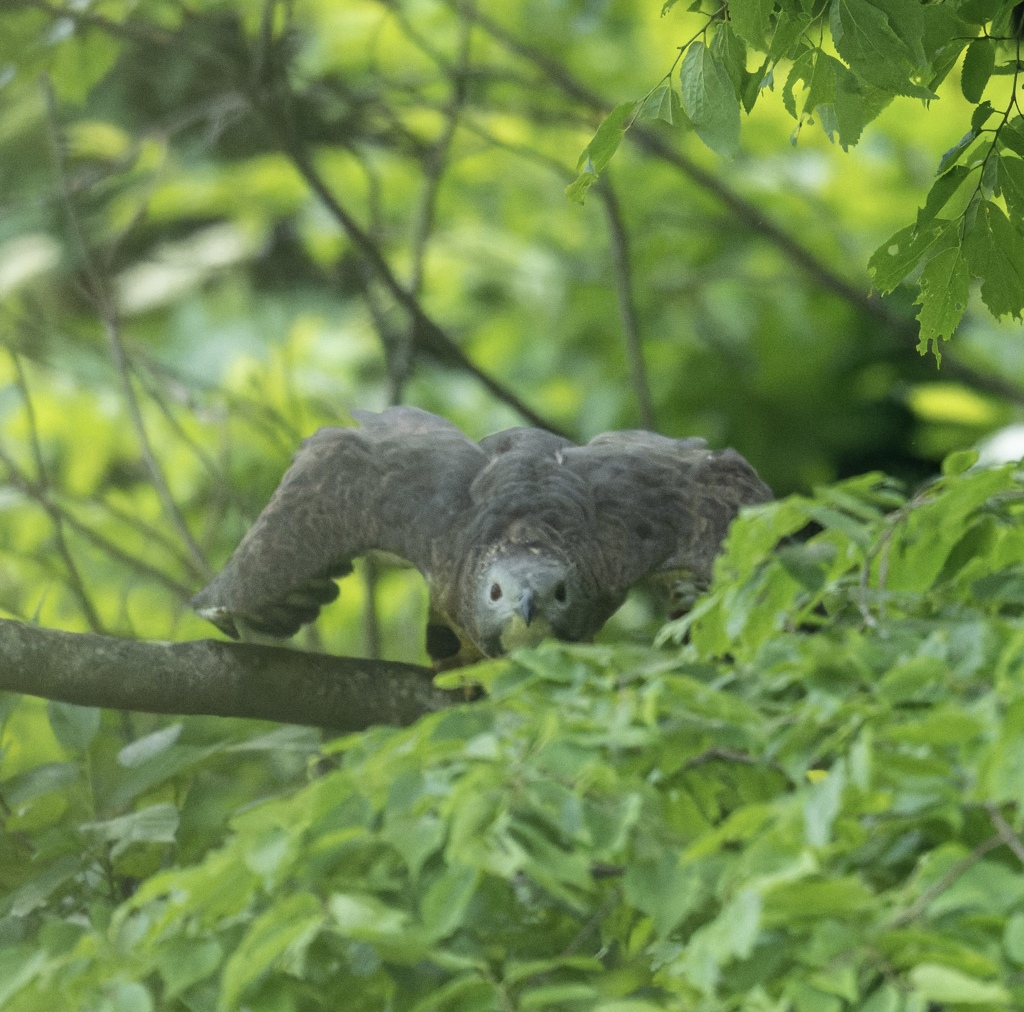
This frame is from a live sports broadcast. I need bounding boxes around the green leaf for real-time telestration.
[420,863,478,941]
[680,41,742,157]
[47,701,100,754]
[869,218,957,292]
[2,761,79,805]
[118,723,183,767]
[915,246,970,357]
[220,893,324,1007]
[574,102,638,174]
[833,67,892,148]
[639,83,674,124]
[48,28,121,104]
[80,803,179,859]
[728,0,777,50]
[971,100,995,132]
[566,101,638,204]
[803,761,845,847]
[917,165,971,226]
[999,117,1024,158]
[710,23,748,99]
[1005,912,1024,965]
[942,449,979,476]
[999,155,1024,221]
[157,937,223,998]
[963,200,1024,318]
[909,963,1011,1004]
[938,129,978,174]
[961,38,995,103]
[829,0,933,98]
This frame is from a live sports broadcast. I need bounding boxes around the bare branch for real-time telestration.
[0,618,453,732]
[887,834,1003,929]
[986,803,1024,866]
[4,356,105,633]
[598,178,655,431]
[252,98,569,436]
[0,453,197,601]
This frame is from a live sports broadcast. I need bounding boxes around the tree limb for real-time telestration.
[0,618,454,732]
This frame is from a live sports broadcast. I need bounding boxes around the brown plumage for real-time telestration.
[191,407,772,661]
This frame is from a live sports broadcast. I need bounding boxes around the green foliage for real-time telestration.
[570,0,1024,356]
[5,459,1024,1008]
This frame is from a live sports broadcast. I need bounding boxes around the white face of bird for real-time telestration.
[475,554,574,656]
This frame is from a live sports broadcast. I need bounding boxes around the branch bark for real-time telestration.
[0,619,454,732]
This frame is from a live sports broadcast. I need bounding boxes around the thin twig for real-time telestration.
[986,803,1024,866]
[0,452,196,600]
[408,0,475,299]
[41,79,213,580]
[253,97,568,436]
[598,177,655,430]
[887,834,1003,929]
[5,357,105,632]
[562,887,621,957]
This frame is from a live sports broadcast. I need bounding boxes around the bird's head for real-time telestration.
[471,551,584,657]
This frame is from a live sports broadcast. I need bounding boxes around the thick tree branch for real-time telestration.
[0,619,453,732]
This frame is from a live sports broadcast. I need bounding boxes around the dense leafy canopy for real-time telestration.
[1,0,1024,1009]
[7,458,1024,1009]
[572,0,1024,355]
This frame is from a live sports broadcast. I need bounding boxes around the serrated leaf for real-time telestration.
[961,38,995,102]
[743,56,772,112]
[999,155,1024,221]
[999,117,1024,158]
[971,100,995,132]
[915,246,970,358]
[869,219,957,292]
[963,200,1024,318]
[834,67,892,149]
[728,0,777,49]
[680,41,741,157]
[710,23,748,99]
[829,0,933,98]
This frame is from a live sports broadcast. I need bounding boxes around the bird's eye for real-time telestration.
[490,583,503,602]
[554,582,567,603]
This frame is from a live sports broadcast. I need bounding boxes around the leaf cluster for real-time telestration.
[570,0,1024,355]
[4,455,1024,1009]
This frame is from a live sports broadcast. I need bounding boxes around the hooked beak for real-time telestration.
[516,589,536,626]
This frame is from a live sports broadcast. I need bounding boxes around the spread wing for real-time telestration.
[560,430,772,595]
[190,407,488,638]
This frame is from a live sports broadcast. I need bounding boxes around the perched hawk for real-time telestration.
[191,407,771,663]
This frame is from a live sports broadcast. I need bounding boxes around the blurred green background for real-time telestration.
[1,0,1022,663]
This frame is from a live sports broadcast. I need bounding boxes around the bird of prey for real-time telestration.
[191,407,771,663]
